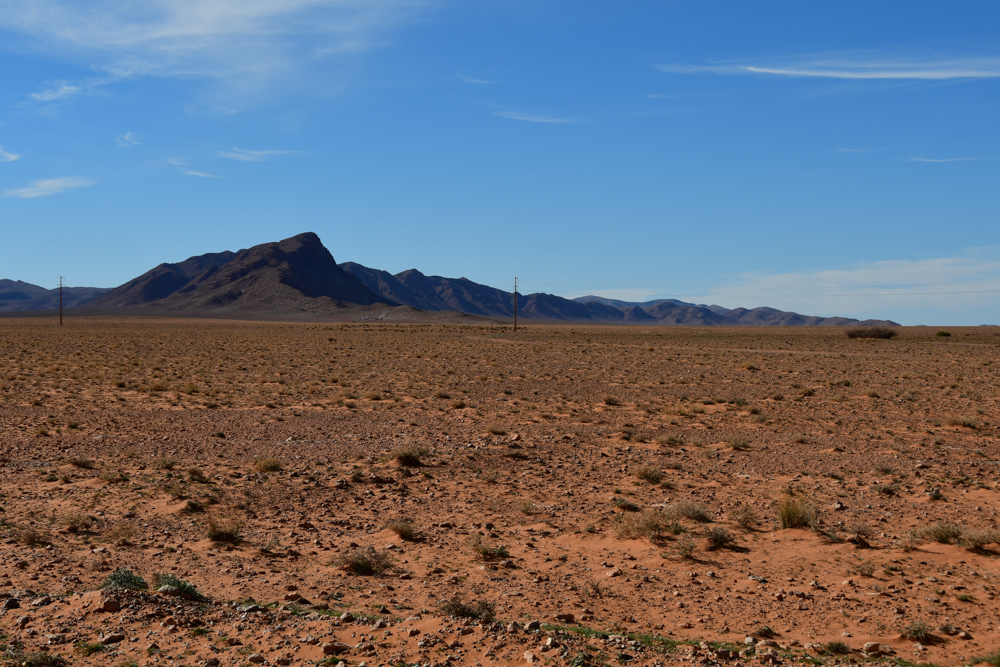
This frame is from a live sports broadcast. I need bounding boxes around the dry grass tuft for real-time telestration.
[634,465,663,484]
[383,517,416,541]
[845,327,898,339]
[438,595,495,621]
[252,456,282,473]
[335,545,396,576]
[468,534,510,560]
[777,495,817,529]
[614,508,673,540]
[206,516,243,543]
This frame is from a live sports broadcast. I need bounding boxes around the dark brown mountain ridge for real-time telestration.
[3,232,899,325]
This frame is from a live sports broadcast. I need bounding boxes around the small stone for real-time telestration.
[248,654,265,663]
[554,613,575,623]
[524,650,538,664]
[2,599,20,610]
[323,642,351,655]
[408,628,421,637]
[862,642,881,656]
[959,631,972,640]
[744,636,757,646]
[102,633,125,644]
[157,585,181,597]
[204,659,220,667]
[100,598,121,612]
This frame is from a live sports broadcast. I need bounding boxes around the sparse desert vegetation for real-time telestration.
[0,318,997,665]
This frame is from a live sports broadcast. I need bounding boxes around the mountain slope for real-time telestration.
[0,280,108,312]
[87,251,235,308]
[341,263,627,321]
[88,233,392,314]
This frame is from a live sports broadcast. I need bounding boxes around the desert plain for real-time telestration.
[1,317,999,667]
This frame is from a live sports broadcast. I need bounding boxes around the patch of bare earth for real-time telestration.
[0,317,998,666]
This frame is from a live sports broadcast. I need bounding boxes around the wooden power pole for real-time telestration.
[59,276,64,326]
[513,277,518,332]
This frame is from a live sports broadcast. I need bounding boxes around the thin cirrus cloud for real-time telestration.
[116,131,141,147]
[657,55,1000,80]
[0,146,19,162]
[29,82,84,101]
[216,148,301,162]
[906,156,984,163]
[830,147,876,153]
[494,111,576,124]
[0,1,436,104]
[456,74,495,85]
[183,170,221,178]
[3,176,94,199]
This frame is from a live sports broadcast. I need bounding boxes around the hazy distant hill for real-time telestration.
[0,279,107,312]
[573,295,898,326]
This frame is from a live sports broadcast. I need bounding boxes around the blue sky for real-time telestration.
[1,1,998,325]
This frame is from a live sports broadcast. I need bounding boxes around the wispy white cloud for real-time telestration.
[3,176,93,198]
[906,156,984,163]
[0,1,435,106]
[166,157,185,166]
[457,74,494,85]
[0,146,19,162]
[183,170,221,178]
[657,55,1000,81]
[30,82,83,101]
[706,250,1000,321]
[494,111,576,124]
[116,131,141,147]
[830,146,876,153]
[216,147,301,161]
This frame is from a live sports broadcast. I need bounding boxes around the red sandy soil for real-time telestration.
[1,318,999,667]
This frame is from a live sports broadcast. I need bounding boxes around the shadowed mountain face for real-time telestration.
[343,263,626,322]
[87,233,390,314]
[86,251,235,308]
[0,280,107,312]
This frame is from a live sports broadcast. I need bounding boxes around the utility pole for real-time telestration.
[513,277,518,332]
[59,276,64,327]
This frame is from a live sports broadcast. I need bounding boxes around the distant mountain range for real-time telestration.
[0,280,106,312]
[1,232,898,326]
